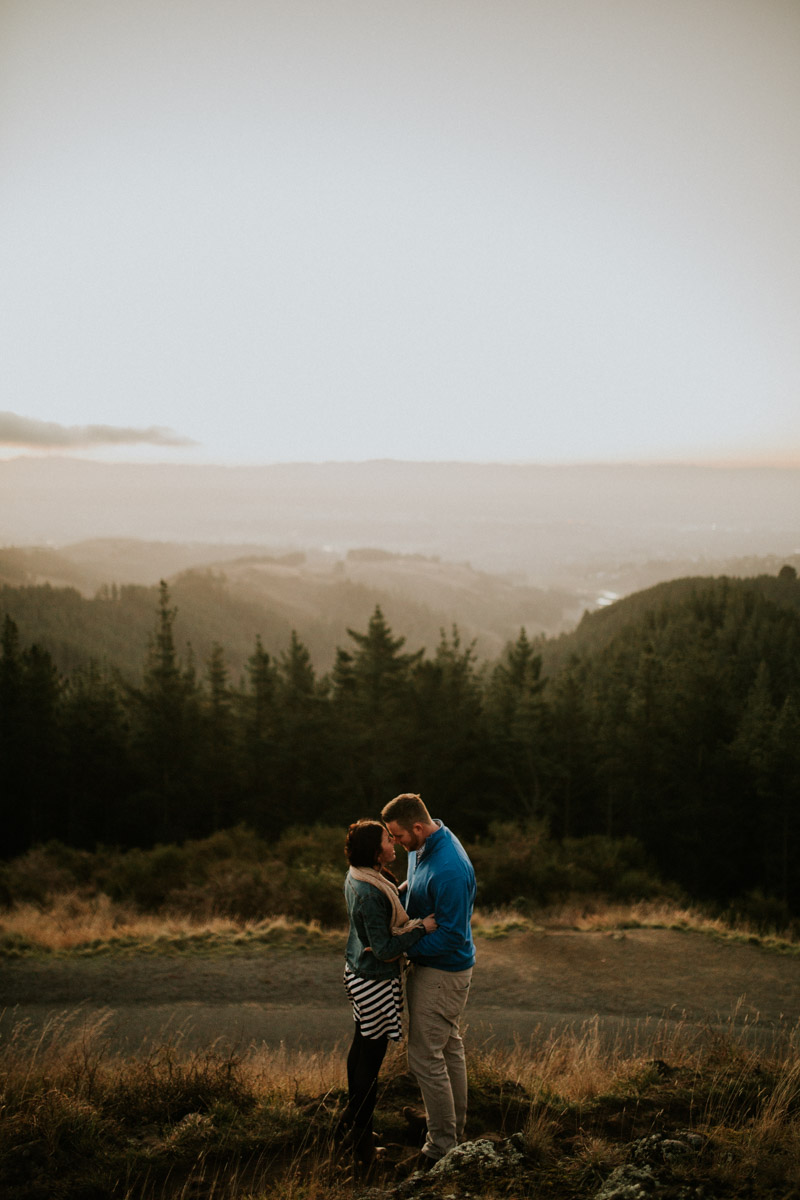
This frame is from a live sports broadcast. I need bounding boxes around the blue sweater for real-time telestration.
[404,821,476,972]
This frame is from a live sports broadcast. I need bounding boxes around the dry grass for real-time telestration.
[468,1017,623,1102]
[5,893,799,958]
[1,1007,347,1101]
[0,1008,351,1200]
[3,891,223,949]
[0,892,341,956]
[472,899,800,953]
[2,1004,800,1199]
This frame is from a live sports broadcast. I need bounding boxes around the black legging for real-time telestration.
[344,1021,389,1161]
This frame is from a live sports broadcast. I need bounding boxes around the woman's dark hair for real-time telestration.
[345,820,386,869]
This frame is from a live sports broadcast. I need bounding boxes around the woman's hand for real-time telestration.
[422,913,437,933]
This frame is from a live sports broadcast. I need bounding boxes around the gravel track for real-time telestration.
[2,929,798,1054]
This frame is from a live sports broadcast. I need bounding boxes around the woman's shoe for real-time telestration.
[330,1109,353,1142]
[353,1145,387,1180]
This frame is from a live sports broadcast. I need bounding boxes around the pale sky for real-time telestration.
[2,0,799,466]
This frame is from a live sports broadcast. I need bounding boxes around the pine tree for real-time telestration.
[270,630,338,827]
[198,642,238,834]
[13,638,63,847]
[546,662,595,839]
[772,694,800,905]
[332,607,423,809]
[1,616,27,853]
[128,581,201,842]
[247,636,276,741]
[410,626,487,828]
[485,629,549,820]
[61,663,131,846]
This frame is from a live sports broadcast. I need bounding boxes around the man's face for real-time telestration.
[386,819,424,853]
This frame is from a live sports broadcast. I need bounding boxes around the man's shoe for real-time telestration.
[394,1150,437,1178]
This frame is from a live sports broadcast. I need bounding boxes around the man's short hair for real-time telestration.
[381,792,431,831]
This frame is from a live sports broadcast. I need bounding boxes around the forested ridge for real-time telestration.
[0,547,574,678]
[544,567,800,669]
[0,573,300,681]
[2,567,799,916]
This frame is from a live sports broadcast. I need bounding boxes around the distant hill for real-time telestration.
[0,542,578,678]
[4,535,800,681]
[0,540,306,593]
[541,563,800,677]
[3,457,799,587]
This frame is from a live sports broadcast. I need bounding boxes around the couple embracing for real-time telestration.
[341,792,477,1176]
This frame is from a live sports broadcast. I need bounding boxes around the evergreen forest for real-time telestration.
[2,567,800,917]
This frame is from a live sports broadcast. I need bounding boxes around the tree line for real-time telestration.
[2,570,799,915]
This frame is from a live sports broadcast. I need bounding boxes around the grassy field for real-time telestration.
[2,996,799,1199]
[1,901,799,1198]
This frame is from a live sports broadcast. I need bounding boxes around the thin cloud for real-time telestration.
[0,411,197,448]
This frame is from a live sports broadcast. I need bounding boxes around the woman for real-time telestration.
[341,819,437,1169]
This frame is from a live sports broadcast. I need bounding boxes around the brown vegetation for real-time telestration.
[2,889,798,960]
[2,1000,799,1199]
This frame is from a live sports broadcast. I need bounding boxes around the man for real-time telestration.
[381,792,477,1170]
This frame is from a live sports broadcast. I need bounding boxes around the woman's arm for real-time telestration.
[358,895,428,962]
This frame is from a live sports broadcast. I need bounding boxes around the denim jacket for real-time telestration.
[344,873,427,980]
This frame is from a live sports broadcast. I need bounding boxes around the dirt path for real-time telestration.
[2,929,798,1054]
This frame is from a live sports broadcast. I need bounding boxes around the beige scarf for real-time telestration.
[348,866,424,936]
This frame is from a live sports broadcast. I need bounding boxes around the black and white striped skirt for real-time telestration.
[343,965,404,1041]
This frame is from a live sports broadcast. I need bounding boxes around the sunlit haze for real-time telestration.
[2,0,799,466]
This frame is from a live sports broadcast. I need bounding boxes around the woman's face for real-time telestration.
[375,826,396,867]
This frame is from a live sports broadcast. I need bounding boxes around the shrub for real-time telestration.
[0,822,670,924]
[275,824,349,872]
[465,822,669,909]
[0,842,99,906]
[724,889,798,937]
[558,835,666,900]
[166,860,346,925]
[102,843,191,910]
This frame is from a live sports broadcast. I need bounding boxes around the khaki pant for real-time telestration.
[405,963,473,1160]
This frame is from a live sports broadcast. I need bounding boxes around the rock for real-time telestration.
[630,1132,702,1166]
[595,1131,705,1200]
[389,1128,706,1199]
[595,1163,658,1199]
[430,1135,525,1177]
[394,1134,526,1190]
